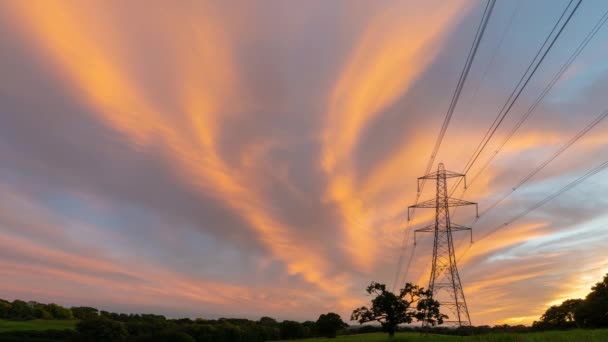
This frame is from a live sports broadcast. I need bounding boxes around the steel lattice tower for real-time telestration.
[408,163,478,326]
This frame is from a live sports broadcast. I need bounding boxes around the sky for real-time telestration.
[1,0,608,326]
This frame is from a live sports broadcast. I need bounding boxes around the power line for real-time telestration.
[456,158,608,264]
[423,0,497,178]
[449,4,608,225]
[391,221,412,290]
[477,158,608,244]
[391,0,496,291]
[460,0,522,121]
[453,106,608,259]
[449,0,582,195]
[480,108,608,217]
[465,7,608,192]
[398,239,417,287]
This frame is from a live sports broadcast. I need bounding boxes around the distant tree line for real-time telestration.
[0,299,74,320]
[0,299,349,342]
[533,273,608,330]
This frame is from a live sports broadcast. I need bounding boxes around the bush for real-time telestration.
[9,300,35,320]
[76,317,128,341]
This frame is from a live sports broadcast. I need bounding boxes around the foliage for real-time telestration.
[279,320,308,340]
[0,300,11,319]
[45,303,74,319]
[533,273,608,329]
[316,312,347,338]
[8,300,35,320]
[71,307,100,320]
[0,299,76,321]
[76,317,128,341]
[575,273,608,327]
[258,316,278,326]
[351,282,446,337]
[532,299,582,329]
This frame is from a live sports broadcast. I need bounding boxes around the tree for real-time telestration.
[0,299,11,319]
[302,320,318,337]
[533,299,582,329]
[34,305,53,319]
[258,316,278,326]
[316,312,347,338]
[72,306,100,320]
[279,320,306,340]
[9,300,35,320]
[76,317,128,341]
[351,282,446,337]
[45,303,73,319]
[575,273,608,327]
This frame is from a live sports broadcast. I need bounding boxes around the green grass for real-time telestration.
[279,330,608,341]
[0,319,77,333]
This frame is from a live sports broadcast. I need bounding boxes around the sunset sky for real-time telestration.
[1,0,608,326]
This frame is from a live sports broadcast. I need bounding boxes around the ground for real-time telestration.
[280,330,608,341]
[1,321,607,341]
[0,319,77,333]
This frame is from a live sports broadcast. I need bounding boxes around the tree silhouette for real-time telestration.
[316,312,347,338]
[351,282,446,337]
[533,299,582,329]
[575,273,608,327]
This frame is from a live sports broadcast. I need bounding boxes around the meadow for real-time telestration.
[279,330,608,342]
[0,319,77,333]
[1,319,608,341]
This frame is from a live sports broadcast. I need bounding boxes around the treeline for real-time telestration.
[0,299,73,320]
[532,273,608,330]
[0,301,349,342]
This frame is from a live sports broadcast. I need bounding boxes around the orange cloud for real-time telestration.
[3,1,356,305]
[321,0,470,271]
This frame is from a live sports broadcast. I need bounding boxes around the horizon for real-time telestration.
[1,0,608,326]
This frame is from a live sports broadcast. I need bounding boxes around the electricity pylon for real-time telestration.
[408,163,478,326]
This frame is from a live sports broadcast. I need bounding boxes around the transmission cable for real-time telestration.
[460,1,522,124]
[449,0,582,195]
[479,158,608,246]
[422,0,497,179]
[449,5,608,226]
[456,157,608,263]
[480,108,608,217]
[454,107,608,258]
[466,8,608,192]
[391,0,496,291]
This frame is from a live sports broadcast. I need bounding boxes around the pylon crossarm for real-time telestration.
[450,223,473,243]
[407,203,433,220]
[414,224,435,245]
[417,172,464,191]
[450,223,471,231]
[410,198,477,210]
[445,198,477,207]
[409,198,437,210]
[418,170,465,180]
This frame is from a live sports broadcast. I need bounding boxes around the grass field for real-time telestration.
[280,330,608,341]
[1,321,606,341]
[0,319,77,333]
